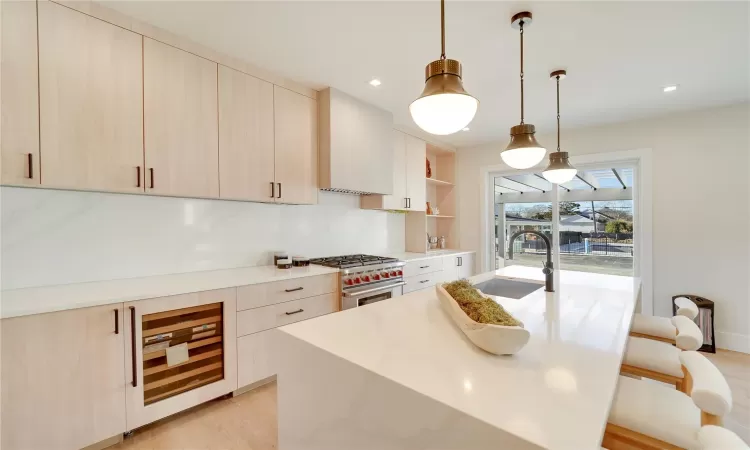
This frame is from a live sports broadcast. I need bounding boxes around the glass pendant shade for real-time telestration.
[500,124,546,169]
[542,151,577,183]
[410,59,478,136]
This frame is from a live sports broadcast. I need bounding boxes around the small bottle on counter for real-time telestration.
[277,258,293,269]
[292,257,310,267]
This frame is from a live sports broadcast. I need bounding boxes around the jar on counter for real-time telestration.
[277,258,292,269]
[292,257,310,267]
[274,252,288,265]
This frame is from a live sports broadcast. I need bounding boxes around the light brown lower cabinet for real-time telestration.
[237,329,277,387]
[1,304,126,450]
[124,288,237,431]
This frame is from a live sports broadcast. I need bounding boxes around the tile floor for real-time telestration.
[113,350,749,449]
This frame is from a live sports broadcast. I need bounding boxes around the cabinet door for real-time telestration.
[1,304,126,450]
[218,65,275,202]
[38,2,144,192]
[273,86,318,205]
[405,135,426,211]
[442,255,459,283]
[124,288,237,430]
[382,130,408,210]
[1,0,40,185]
[144,38,219,198]
[238,329,276,387]
[458,253,475,279]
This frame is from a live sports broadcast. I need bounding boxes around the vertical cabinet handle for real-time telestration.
[129,306,137,387]
[277,182,281,199]
[114,309,119,334]
[136,166,141,188]
[458,257,462,267]
[270,182,275,198]
[149,168,154,189]
[27,153,33,179]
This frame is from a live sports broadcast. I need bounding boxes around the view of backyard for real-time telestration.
[497,200,635,276]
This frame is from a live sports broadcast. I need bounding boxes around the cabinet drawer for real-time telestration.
[237,274,337,311]
[403,257,443,278]
[403,272,440,294]
[237,292,338,337]
[237,329,276,388]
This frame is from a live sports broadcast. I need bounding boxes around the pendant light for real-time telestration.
[542,70,577,184]
[410,0,478,136]
[501,12,546,169]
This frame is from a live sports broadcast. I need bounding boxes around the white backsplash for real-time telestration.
[1,187,405,289]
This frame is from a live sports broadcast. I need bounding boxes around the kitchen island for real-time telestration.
[275,266,640,450]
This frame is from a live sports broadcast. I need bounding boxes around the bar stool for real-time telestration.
[603,351,733,450]
[696,426,749,449]
[630,297,699,344]
[621,315,704,391]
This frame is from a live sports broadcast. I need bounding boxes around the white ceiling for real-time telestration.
[100,1,750,148]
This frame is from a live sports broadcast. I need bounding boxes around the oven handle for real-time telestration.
[342,282,406,298]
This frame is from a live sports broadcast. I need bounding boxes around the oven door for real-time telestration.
[341,281,405,310]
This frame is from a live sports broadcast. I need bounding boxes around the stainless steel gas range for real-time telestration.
[309,254,405,310]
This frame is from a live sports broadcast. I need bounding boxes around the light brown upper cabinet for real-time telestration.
[144,38,219,198]
[405,134,426,212]
[360,130,425,211]
[218,65,276,202]
[37,1,144,192]
[273,86,318,205]
[1,0,40,186]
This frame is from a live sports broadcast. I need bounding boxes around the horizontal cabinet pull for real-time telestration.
[419,280,430,284]
[284,287,304,292]
[285,309,304,316]
[419,266,429,269]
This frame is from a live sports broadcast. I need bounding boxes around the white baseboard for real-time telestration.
[716,331,750,354]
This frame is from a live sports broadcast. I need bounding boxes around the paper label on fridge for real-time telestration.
[166,343,189,367]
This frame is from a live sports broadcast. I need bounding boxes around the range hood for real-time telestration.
[318,88,394,195]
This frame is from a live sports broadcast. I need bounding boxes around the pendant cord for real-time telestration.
[519,20,525,124]
[440,0,446,60]
[556,75,561,153]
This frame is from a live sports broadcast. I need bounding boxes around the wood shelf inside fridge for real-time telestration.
[141,302,225,406]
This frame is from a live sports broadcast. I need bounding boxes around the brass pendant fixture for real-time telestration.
[542,69,577,184]
[501,12,546,169]
[410,0,478,136]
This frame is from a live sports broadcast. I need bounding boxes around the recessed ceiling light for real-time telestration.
[369,78,382,87]
[462,127,470,131]
[663,85,678,93]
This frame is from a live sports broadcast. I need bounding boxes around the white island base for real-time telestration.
[276,329,535,450]
[275,267,639,450]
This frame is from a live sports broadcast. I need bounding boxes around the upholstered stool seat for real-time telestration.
[604,351,733,450]
[624,337,683,378]
[630,296,700,344]
[608,375,701,449]
[631,314,677,341]
[622,316,704,389]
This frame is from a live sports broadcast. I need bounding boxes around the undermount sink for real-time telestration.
[472,278,543,300]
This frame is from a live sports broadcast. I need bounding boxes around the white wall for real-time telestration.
[457,103,750,352]
[1,188,405,289]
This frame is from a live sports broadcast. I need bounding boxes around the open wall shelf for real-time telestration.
[407,144,458,253]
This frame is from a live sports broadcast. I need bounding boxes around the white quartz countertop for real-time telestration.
[385,249,474,262]
[0,265,340,319]
[279,266,639,450]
